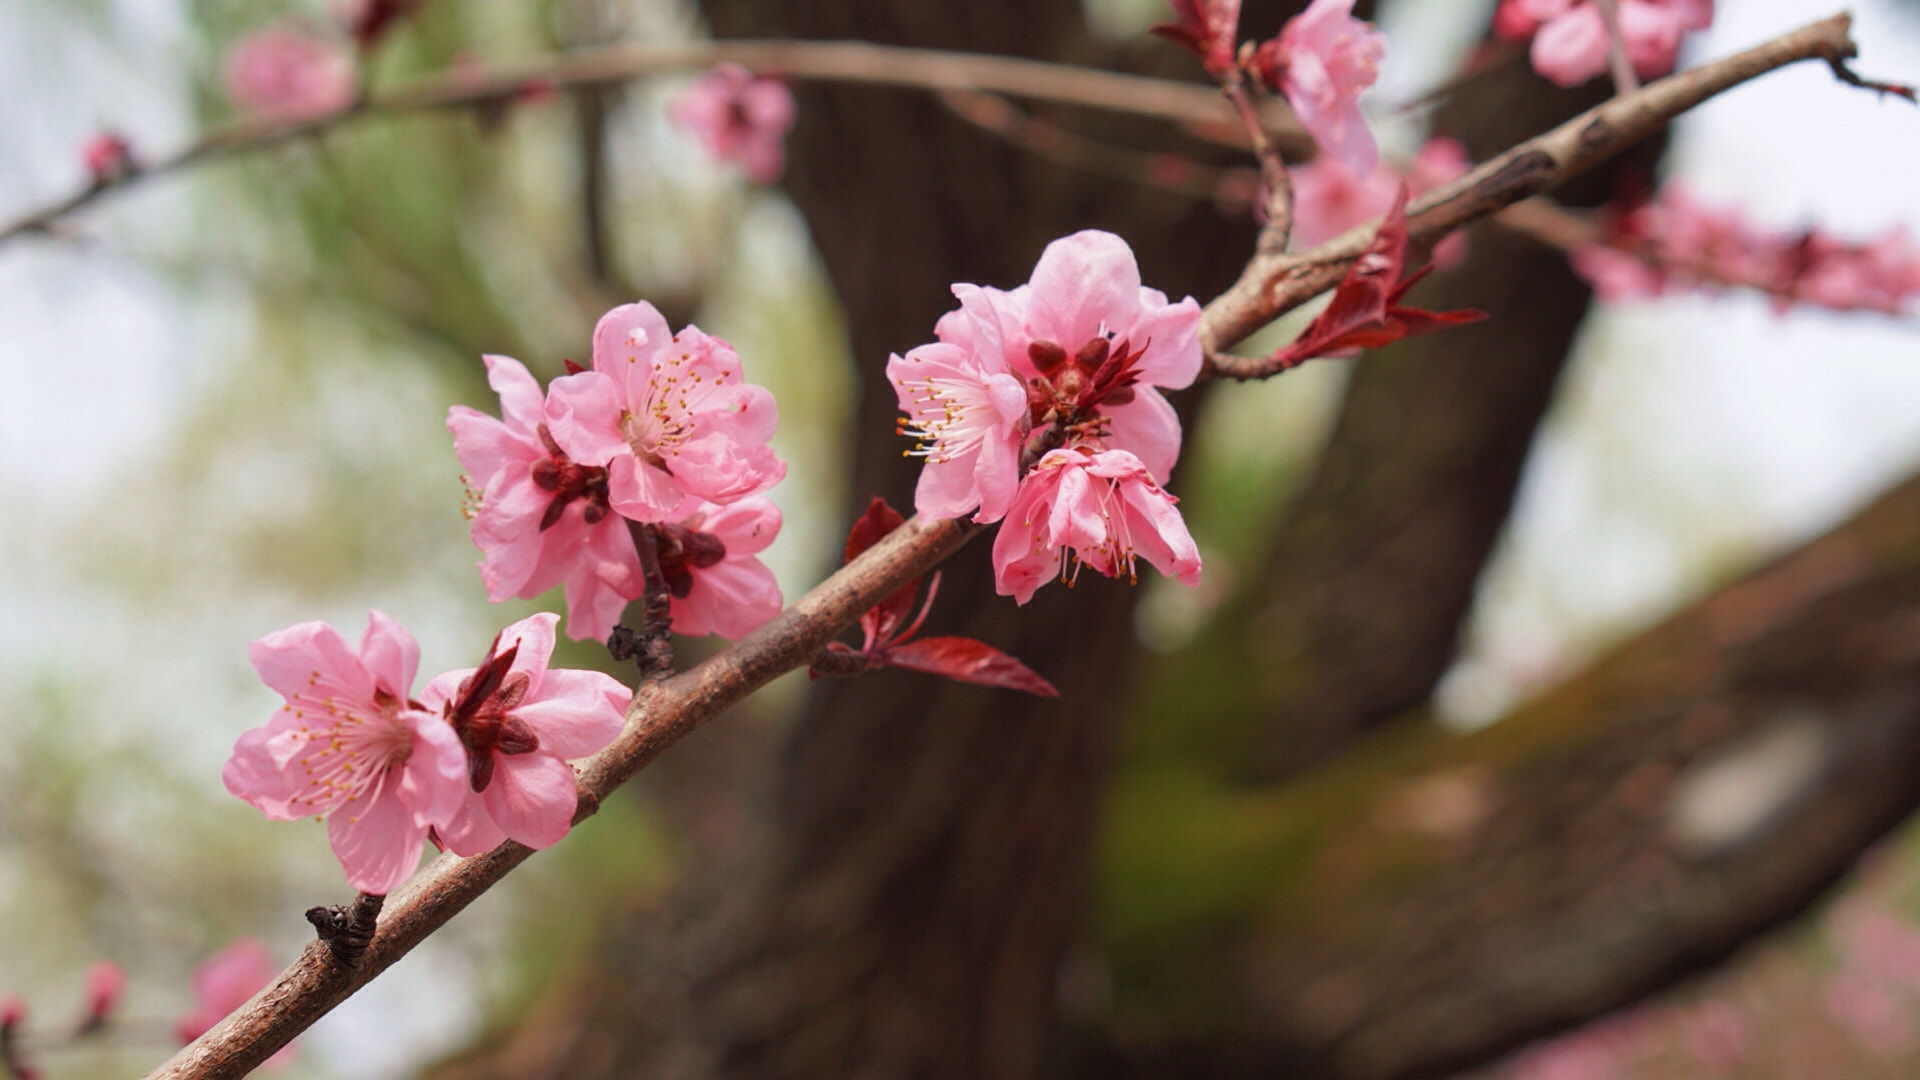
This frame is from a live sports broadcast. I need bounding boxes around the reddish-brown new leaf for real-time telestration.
[879,637,1060,698]
[1265,184,1485,370]
[843,496,922,645]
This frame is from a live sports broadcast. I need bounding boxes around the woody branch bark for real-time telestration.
[144,13,1868,1079]
[0,39,1307,245]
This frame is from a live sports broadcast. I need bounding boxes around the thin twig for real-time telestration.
[1201,12,1863,378]
[144,13,1873,1078]
[1222,75,1294,255]
[936,89,1237,200]
[1592,0,1642,95]
[0,39,1308,246]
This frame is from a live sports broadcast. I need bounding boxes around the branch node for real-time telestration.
[305,893,384,968]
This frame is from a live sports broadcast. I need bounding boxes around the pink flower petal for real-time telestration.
[480,752,579,850]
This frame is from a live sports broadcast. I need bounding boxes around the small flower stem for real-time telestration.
[1222,74,1294,255]
[1592,0,1641,96]
[613,522,676,683]
[303,893,383,968]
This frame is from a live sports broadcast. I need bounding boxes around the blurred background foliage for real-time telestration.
[5,0,1920,1078]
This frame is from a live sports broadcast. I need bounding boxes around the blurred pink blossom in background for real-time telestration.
[669,63,797,183]
[224,25,356,120]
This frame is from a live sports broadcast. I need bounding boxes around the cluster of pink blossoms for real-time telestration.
[1160,0,1387,176]
[450,301,787,642]
[669,64,798,184]
[1495,0,1714,88]
[224,611,629,894]
[1573,184,1920,315]
[890,231,1204,604]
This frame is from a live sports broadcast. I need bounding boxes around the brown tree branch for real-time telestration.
[0,39,1307,245]
[1202,12,1863,376]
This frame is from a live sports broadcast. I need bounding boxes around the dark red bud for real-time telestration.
[468,750,496,793]
[1028,340,1069,376]
[495,716,540,755]
[530,457,561,491]
[582,500,608,525]
[562,358,586,375]
[685,531,728,569]
[1073,337,1110,373]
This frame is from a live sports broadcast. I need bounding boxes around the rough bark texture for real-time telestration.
[1095,469,1920,1080]
[479,5,1280,1080]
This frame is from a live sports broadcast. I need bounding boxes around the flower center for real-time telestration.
[442,636,541,793]
[1024,334,1144,438]
[652,521,729,599]
[530,424,612,530]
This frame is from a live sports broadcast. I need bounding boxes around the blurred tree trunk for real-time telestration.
[454,4,1284,1080]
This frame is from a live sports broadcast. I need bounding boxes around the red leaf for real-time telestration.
[878,637,1060,698]
[1265,184,1484,369]
[844,496,906,563]
[843,496,921,646]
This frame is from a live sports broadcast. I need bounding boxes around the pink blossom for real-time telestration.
[174,940,293,1065]
[991,448,1201,605]
[903,229,1201,524]
[887,341,1029,523]
[1826,972,1915,1056]
[224,612,467,895]
[419,613,628,856]
[669,63,796,184]
[79,961,125,1031]
[655,497,785,639]
[1255,0,1385,176]
[224,26,356,121]
[546,302,785,524]
[1154,0,1244,78]
[1290,137,1471,265]
[1496,0,1712,87]
[1574,184,1920,314]
[1682,1000,1748,1073]
[80,133,133,186]
[449,354,645,642]
[1569,244,1665,300]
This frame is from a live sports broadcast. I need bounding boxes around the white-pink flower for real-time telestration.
[448,354,645,642]
[224,612,467,895]
[419,613,628,856]
[991,448,1201,606]
[174,941,290,1065]
[1496,0,1712,87]
[546,302,785,525]
[900,230,1201,523]
[654,497,785,639]
[1256,0,1386,176]
[669,63,797,184]
[888,341,1029,523]
[224,26,356,121]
